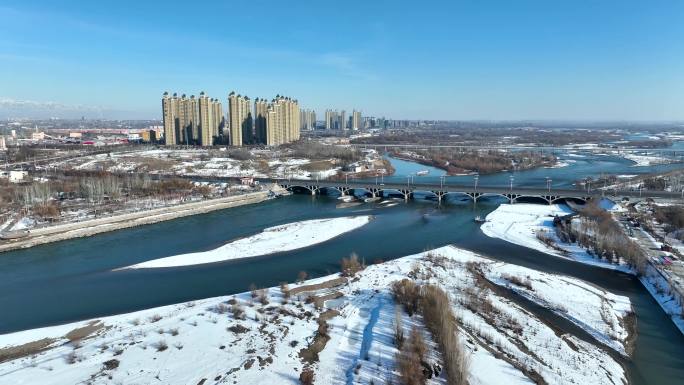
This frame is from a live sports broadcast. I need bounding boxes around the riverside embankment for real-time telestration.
[0,191,269,253]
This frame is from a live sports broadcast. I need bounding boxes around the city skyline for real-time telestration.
[1,1,684,121]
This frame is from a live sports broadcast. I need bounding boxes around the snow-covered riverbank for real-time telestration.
[481,202,684,336]
[480,203,632,273]
[0,245,631,385]
[623,153,675,167]
[124,216,373,269]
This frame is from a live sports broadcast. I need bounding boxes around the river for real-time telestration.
[0,154,683,384]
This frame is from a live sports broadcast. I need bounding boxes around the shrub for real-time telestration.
[392,279,421,316]
[396,327,426,385]
[394,307,405,349]
[228,324,250,334]
[211,303,229,314]
[65,350,82,364]
[299,368,315,385]
[340,253,364,277]
[231,302,245,320]
[297,271,308,283]
[153,340,168,352]
[501,274,533,291]
[258,289,269,305]
[103,359,119,370]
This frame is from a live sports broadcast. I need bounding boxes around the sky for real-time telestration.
[1,0,683,121]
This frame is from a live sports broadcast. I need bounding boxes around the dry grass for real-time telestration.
[392,279,421,317]
[288,277,347,296]
[65,321,105,343]
[340,253,365,277]
[396,326,429,385]
[501,274,534,291]
[421,285,469,385]
[0,338,56,363]
[392,280,470,385]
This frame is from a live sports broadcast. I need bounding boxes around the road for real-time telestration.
[619,218,684,304]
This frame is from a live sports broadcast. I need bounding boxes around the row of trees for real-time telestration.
[392,149,556,175]
[554,202,647,272]
[288,141,362,163]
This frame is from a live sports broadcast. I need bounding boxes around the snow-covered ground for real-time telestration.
[623,153,674,167]
[480,203,632,273]
[124,216,373,269]
[0,246,630,385]
[484,262,633,355]
[50,149,341,180]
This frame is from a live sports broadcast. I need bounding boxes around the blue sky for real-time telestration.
[1,0,683,120]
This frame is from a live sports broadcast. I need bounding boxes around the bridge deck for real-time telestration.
[268,178,681,200]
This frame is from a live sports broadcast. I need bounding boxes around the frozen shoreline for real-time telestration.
[124,216,373,269]
[480,203,632,273]
[481,202,684,335]
[0,245,631,385]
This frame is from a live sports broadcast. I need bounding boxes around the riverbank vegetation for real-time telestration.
[553,201,647,272]
[0,171,241,230]
[391,148,556,175]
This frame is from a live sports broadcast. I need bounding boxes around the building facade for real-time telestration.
[228,92,252,147]
[300,109,316,131]
[162,91,222,146]
[352,110,362,130]
[263,95,299,146]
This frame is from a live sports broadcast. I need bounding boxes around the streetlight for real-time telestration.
[509,175,514,192]
[440,175,445,190]
[345,173,348,185]
[474,173,479,193]
[546,177,552,193]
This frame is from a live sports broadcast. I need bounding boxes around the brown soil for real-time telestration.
[288,277,347,296]
[65,320,106,342]
[0,338,57,363]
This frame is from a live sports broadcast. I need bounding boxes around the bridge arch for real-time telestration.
[512,195,550,205]
[317,186,345,196]
[550,196,589,205]
[477,192,513,203]
[281,184,319,195]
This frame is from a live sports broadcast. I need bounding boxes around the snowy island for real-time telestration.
[0,246,633,385]
[124,216,373,269]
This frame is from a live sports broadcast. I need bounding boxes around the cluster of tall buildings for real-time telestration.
[300,109,316,131]
[257,95,300,146]
[162,92,224,146]
[324,109,363,130]
[162,91,300,147]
